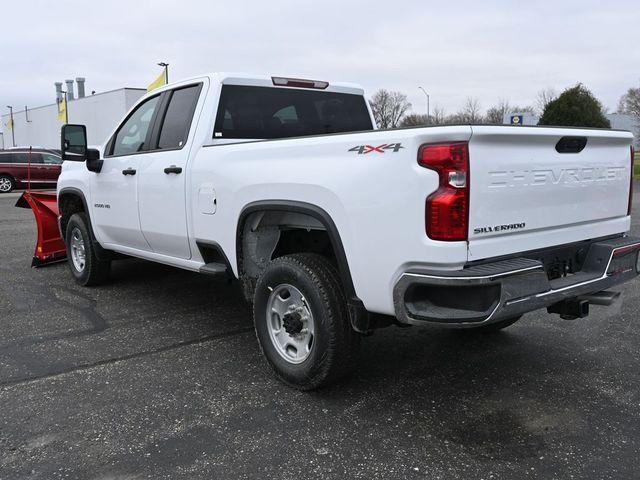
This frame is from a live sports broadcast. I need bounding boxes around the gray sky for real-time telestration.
[2,0,639,116]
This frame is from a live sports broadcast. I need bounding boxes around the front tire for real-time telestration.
[0,175,15,193]
[65,213,110,286]
[253,253,359,390]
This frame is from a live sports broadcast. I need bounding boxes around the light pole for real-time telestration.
[418,87,430,125]
[6,106,15,147]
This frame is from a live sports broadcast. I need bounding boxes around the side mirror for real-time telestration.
[86,148,103,173]
[61,124,88,161]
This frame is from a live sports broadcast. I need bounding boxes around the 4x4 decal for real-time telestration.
[348,143,404,155]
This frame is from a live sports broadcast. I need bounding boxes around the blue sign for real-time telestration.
[511,115,524,125]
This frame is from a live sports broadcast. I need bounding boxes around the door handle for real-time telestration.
[122,168,136,176]
[164,165,182,174]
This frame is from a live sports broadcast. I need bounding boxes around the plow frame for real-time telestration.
[15,190,67,267]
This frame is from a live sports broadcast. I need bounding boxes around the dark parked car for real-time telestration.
[0,148,63,193]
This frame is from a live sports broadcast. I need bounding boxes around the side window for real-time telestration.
[42,154,62,165]
[0,154,13,164]
[27,153,44,164]
[13,153,29,164]
[111,95,160,156]
[157,85,201,150]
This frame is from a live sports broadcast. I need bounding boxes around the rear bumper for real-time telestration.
[393,236,640,327]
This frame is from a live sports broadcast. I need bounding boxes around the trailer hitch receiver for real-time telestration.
[547,298,589,320]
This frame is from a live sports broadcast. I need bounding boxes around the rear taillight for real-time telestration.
[418,142,470,241]
[629,146,635,216]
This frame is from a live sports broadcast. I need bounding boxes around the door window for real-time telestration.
[111,95,160,156]
[26,154,44,164]
[157,85,201,150]
[42,153,63,164]
[12,153,30,164]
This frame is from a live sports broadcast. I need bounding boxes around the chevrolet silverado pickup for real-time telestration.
[56,72,639,390]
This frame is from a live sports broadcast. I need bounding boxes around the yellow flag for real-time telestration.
[147,69,167,92]
[57,97,67,123]
[5,117,13,130]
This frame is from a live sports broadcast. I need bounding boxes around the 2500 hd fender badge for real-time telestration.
[474,222,526,235]
[349,143,403,154]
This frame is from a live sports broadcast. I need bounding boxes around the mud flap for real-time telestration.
[15,191,67,267]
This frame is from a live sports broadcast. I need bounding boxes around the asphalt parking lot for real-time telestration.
[1,189,640,480]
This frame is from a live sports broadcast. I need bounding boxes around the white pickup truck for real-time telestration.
[57,72,639,390]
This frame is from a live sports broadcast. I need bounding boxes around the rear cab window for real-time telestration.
[213,85,373,139]
[156,84,202,150]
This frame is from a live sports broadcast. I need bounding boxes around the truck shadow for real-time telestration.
[105,259,603,465]
[14,257,619,467]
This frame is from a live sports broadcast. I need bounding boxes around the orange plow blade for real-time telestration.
[15,191,67,267]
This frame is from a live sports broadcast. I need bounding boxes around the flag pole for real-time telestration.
[27,146,32,192]
[6,105,15,147]
[158,62,169,84]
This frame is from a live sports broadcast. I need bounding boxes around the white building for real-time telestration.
[1,83,145,149]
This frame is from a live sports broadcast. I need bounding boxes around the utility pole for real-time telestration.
[418,87,430,125]
[6,106,15,147]
[158,62,169,83]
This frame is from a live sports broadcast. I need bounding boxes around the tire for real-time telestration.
[253,253,359,390]
[65,213,110,286]
[0,175,15,193]
[465,315,523,333]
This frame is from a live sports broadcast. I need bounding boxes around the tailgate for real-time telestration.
[467,126,633,261]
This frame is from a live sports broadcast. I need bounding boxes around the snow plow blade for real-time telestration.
[15,191,67,267]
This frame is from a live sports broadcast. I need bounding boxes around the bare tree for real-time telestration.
[535,88,557,116]
[618,87,640,118]
[431,106,447,125]
[458,97,483,123]
[400,114,429,127]
[369,89,412,129]
[485,99,512,124]
[485,100,536,124]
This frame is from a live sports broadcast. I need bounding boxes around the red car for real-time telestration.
[0,148,63,193]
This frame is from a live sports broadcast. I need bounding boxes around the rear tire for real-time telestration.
[0,175,15,193]
[65,213,110,286]
[253,253,359,390]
